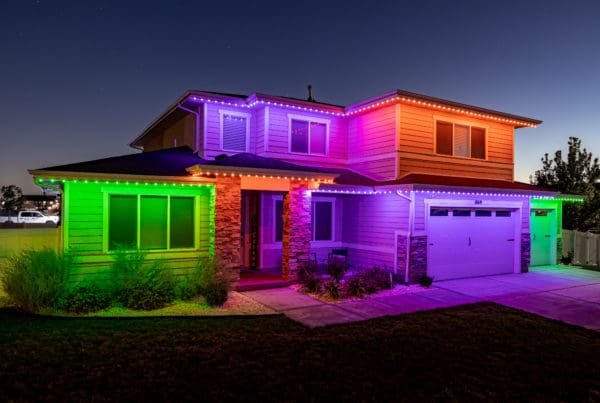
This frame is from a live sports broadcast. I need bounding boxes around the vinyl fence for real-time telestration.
[562,229,600,266]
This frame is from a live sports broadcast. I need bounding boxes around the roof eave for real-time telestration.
[186,164,338,180]
[29,169,216,185]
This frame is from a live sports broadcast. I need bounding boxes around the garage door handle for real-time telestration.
[507,239,515,241]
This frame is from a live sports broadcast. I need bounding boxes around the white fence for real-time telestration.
[562,229,600,266]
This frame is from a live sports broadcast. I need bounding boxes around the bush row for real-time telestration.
[297,263,394,300]
[0,248,234,314]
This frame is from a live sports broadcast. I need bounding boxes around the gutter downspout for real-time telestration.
[177,104,201,154]
[396,190,414,285]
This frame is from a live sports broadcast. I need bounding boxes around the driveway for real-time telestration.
[435,265,600,331]
[242,266,600,330]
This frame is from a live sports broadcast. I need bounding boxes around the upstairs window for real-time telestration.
[289,115,329,155]
[220,111,249,152]
[435,120,486,159]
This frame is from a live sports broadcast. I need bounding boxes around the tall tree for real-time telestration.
[533,137,600,230]
[0,185,24,216]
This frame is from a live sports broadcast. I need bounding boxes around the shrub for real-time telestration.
[57,283,111,313]
[111,250,176,310]
[343,275,367,298]
[175,263,205,301]
[327,257,347,283]
[0,248,72,312]
[360,267,392,294]
[297,262,322,294]
[419,274,433,288]
[322,278,342,300]
[560,251,574,265]
[197,257,235,307]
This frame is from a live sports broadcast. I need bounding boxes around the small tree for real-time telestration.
[0,185,24,218]
[532,137,600,230]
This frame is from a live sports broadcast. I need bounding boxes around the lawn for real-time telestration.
[1,303,599,402]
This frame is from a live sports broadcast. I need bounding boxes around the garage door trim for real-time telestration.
[424,199,524,277]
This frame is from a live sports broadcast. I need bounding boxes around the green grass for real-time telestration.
[1,303,599,402]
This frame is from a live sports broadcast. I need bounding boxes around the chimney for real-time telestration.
[307,84,315,102]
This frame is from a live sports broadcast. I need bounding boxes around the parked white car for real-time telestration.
[0,210,60,225]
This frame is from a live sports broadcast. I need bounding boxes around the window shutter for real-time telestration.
[222,114,247,152]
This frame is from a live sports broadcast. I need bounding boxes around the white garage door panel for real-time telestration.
[428,210,516,281]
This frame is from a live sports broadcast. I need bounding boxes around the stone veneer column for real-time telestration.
[281,179,311,279]
[408,236,428,283]
[521,233,531,272]
[215,176,242,270]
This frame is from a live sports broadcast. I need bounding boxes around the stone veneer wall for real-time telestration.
[281,179,311,279]
[396,235,428,284]
[408,236,428,283]
[214,176,241,271]
[521,232,531,272]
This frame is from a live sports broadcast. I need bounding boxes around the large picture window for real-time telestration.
[435,120,486,159]
[108,194,195,251]
[289,115,329,155]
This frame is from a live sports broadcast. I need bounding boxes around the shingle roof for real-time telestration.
[34,147,206,177]
[200,153,328,173]
[380,173,552,192]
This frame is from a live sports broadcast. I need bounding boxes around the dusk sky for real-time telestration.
[1,0,599,194]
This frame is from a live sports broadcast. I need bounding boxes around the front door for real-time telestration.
[530,209,556,266]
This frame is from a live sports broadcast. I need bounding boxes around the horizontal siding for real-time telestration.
[398,104,515,181]
[398,152,513,180]
[412,192,530,234]
[341,194,408,271]
[204,104,256,158]
[347,104,397,160]
[64,182,214,284]
[263,106,347,165]
[349,157,397,181]
[255,106,266,154]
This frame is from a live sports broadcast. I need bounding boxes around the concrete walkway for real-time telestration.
[241,266,600,330]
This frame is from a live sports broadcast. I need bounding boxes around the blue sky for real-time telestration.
[1,0,599,193]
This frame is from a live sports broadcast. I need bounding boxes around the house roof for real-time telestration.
[381,173,553,192]
[131,88,541,149]
[186,153,338,180]
[32,147,207,177]
[200,153,328,173]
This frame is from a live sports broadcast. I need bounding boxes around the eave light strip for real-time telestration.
[189,96,537,127]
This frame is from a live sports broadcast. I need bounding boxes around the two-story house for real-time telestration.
[30,89,569,284]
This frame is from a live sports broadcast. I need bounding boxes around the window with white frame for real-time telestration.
[312,200,333,241]
[220,111,249,152]
[273,198,334,242]
[435,120,486,159]
[289,115,329,155]
[108,194,195,251]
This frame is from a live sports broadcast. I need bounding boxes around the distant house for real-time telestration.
[29,89,571,284]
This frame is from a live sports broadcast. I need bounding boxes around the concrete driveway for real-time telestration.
[242,266,600,330]
[434,265,600,331]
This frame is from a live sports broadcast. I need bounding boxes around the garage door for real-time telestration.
[428,208,517,281]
